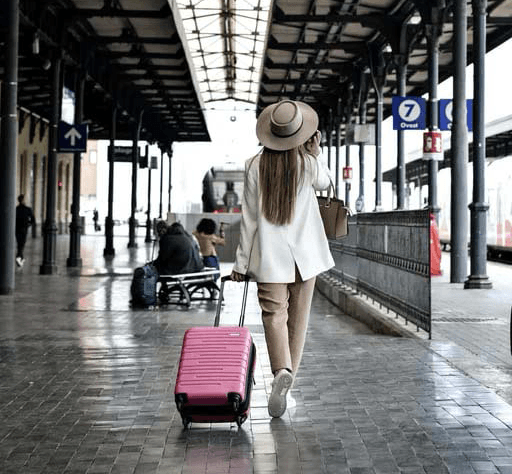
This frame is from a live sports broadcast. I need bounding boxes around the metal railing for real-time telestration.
[327,209,431,337]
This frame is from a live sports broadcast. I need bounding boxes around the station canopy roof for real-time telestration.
[256,0,512,141]
[5,0,512,150]
[6,0,211,148]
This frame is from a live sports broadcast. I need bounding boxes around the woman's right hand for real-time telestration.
[305,130,321,157]
[230,270,246,282]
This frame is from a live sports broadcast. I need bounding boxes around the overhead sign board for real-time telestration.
[108,145,144,163]
[346,124,375,145]
[439,99,473,131]
[392,96,426,130]
[58,122,87,152]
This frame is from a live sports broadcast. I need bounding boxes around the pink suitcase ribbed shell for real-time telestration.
[175,326,253,406]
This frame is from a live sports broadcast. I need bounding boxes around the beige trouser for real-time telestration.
[257,269,316,378]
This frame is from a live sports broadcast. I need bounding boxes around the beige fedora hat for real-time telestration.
[256,100,319,151]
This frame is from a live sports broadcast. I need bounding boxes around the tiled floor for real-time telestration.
[1,233,512,473]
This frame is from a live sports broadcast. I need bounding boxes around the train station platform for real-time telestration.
[2,233,512,473]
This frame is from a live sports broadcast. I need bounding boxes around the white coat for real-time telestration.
[233,151,335,283]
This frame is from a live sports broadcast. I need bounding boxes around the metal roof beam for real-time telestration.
[106,51,184,60]
[274,9,378,24]
[487,16,512,25]
[115,64,187,72]
[95,35,178,45]
[264,58,353,73]
[68,6,171,19]
[261,76,344,86]
[267,36,364,53]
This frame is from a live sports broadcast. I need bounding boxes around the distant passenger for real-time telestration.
[193,218,225,271]
[155,220,168,238]
[15,194,35,268]
[154,222,204,275]
[93,209,101,232]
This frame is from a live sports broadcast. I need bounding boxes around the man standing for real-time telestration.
[15,194,34,267]
[93,208,100,231]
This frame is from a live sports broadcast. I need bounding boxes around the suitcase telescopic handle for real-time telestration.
[214,275,250,328]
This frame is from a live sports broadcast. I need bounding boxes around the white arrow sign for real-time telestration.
[64,127,82,146]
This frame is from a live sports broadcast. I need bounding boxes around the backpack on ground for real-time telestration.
[130,263,159,307]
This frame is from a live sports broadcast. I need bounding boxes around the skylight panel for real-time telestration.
[177,0,271,106]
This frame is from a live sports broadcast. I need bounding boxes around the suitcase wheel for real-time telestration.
[181,416,192,429]
[228,393,241,413]
[236,414,247,428]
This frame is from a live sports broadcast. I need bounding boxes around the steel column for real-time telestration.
[145,145,152,243]
[396,56,407,209]
[167,147,173,214]
[0,0,19,294]
[375,81,383,211]
[40,52,62,275]
[104,106,117,257]
[327,108,333,170]
[335,113,341,197]
[345,142,350,208]
[425,23,441,221]
[450,0,469,283]
[159,149,164,219]
[356,69,369,213]
[67,73,85,268]
[128,111,143,248]
[356,102,367,213]
[465,0,492,289]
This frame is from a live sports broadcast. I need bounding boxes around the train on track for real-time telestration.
[202,163,245,213]
[438,155,512,259]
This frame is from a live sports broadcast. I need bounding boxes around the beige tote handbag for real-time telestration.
[317,182,351,240]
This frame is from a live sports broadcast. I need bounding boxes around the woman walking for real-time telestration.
[231,99,334,418]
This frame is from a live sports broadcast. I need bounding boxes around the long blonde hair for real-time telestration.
[258,145,307,225]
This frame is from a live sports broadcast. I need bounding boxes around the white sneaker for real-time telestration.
[268,369,293,418]
[15,257,22,267]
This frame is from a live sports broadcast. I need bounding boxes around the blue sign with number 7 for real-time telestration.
[392,96,426,130]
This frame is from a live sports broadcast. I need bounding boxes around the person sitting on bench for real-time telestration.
[154,222,204,275]
[193,218,225,271]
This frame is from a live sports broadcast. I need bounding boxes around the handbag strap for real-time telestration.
[324,177,343,206]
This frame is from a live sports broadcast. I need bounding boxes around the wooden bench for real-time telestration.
[157,268,221,307]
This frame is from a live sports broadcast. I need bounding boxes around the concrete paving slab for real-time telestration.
[1,235,512,473]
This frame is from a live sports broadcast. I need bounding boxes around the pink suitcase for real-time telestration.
[175,276,256,428]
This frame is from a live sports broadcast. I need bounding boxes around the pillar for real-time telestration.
[450,0,469,283]
[104,105,117,257]
[465,0,492,289]
[159,149,164,219]
[67,72,85,267]
[128,111,143,248]
[40,51,61,275]
[396,54,407,210]
[425,21,441,221]
[145,145,153,243]
[0,0,19,293]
